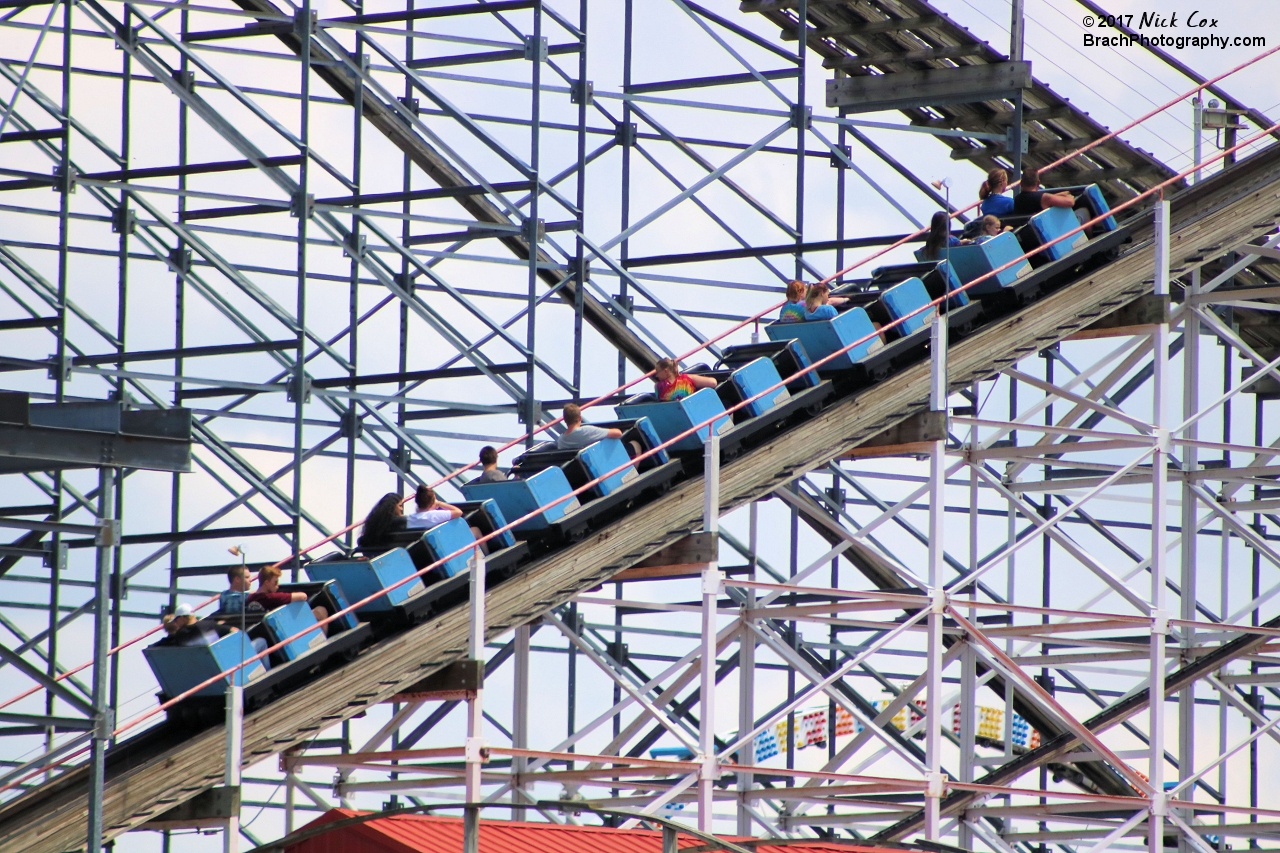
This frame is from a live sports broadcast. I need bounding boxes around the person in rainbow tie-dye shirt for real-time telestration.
[776,279,808,323]
[653,357,719,402]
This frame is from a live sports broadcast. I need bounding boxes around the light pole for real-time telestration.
[224,545,247,853]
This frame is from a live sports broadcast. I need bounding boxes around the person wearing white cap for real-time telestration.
[157,603,269,665]
[157,603,224,648]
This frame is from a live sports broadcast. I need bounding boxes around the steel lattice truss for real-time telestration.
[1,0,1280,851]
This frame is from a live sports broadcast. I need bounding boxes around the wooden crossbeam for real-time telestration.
[740,0,839,12]
[610,532,719,580]
[1064,294,1170,341]
[909,106,1074,130]
[824,43,986,70]
[841,410,947,459]
[781,14,944,40]
[827,62,1031,113]
[1048,165,1168,185]
[388,659,484,703]
[949,137,1096,161]
[141,787,239,831]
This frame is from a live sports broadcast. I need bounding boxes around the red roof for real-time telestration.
[287,809,898,853]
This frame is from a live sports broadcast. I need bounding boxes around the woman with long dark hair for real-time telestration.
[920,211,962,260]
[360,492,404,550]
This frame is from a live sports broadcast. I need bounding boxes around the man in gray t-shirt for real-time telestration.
[556,403,622,451]
[470,467,507,484]
[467,445,508,485]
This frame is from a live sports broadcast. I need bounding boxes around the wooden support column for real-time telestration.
[1065,294,1170,341]
[610,532,719,580]
[141,787,241,832]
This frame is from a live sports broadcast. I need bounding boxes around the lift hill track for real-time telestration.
[1,124,1279,853]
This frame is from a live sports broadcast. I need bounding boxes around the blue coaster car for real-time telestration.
[307,547,425,615]
[595,417,671,470]
[144,631,267,698]
[511,437,639,500]
[1061,183,1117,234]
[261,600,326,662]
[879,277,937,336]
[406,516,481,580]
[315,579,360,632]
[456,499,517,550]
[765,307,882,373]
[462,466,580,533]
[717,357,790,420]
[872,260,968,310]
[720,339,819,394]
[576,437,639,497]
[1019,206,1089,265]
[274,580,360,633]
[941,232,1032,295]
[614,387,732,453]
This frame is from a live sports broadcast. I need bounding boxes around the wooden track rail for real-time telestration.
[1,145,1278,853]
